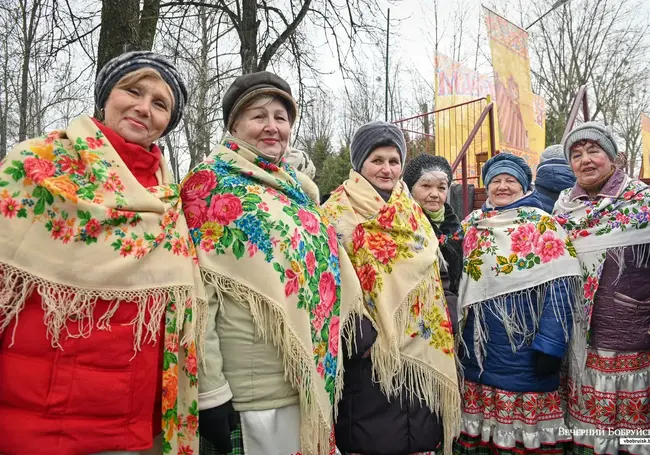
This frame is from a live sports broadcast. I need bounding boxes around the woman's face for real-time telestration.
[360,146,402,192]
[231,98,291,161]
[411,171,449,212]
[569,141,613,187]
[487,173,524,207]
[104,76,173,148]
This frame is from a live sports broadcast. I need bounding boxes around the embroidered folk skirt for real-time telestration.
[453,380,570,455]
[565,349,650,455]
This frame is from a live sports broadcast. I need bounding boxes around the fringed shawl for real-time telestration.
[322,170,461,455]
[459,198,583,370]
[181,136,362,455]
[0,114,207,454]
[554,173,650,381]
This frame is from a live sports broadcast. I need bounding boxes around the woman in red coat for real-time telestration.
[0,51,205,455]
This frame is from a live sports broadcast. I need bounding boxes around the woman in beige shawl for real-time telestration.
[322,121,460,455]
[182,71,360,455]
[0,51,204,455]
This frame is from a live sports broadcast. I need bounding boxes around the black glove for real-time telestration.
[199,401,237,453]
[535,351,562,377]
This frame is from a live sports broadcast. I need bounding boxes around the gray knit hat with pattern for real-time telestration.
[563,121,618,162]
[95,51,188,137]
[540,144,565,163]
[350,121,407,172]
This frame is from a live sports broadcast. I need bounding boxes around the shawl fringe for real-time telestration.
[469,276,582,375]
[0,262,205,355]
[611,243,650,284]
[202,268,358,455]
[370,265,461,455]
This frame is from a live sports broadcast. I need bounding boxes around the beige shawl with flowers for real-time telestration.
[0,114,206,454]
[322,170,461,455]
[182,136,362,455]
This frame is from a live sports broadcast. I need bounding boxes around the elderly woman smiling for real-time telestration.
[456,153,582,455]
[181,71,360,455]
[0,51,204,455]
[555,122,650,455]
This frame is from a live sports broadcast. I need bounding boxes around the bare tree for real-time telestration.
[96,0,162,75]
[525,0,650,144]
[612,85,650,176]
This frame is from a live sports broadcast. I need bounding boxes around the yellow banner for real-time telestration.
[434,54,493,183]
[483,7,545,172]
[642,113,650,179]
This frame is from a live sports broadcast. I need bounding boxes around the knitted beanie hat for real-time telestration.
[482,153,533,191]
[349,121,407,172]
[403,154,453,190]
[95,51,187,137]
[540,144,565,163]
[563,121,618,162]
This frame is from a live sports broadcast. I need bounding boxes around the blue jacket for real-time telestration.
[461,192,575,393]
[534,158,576,213]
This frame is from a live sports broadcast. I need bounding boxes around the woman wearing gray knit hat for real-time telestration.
[0,50,205,455]
[534,144,576,214]
[323,122,461,455]
[182,71,359,455]
[455,152,581,455]
[555,121,650,455]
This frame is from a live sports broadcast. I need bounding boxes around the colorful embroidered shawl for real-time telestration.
[459,204,582,368]
[554,176,650,377]
[0,114,206,454]
[182,136,361,455]
[322,171,460,455]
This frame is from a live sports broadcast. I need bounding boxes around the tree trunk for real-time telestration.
[96,0,141,76]
[139,0,161,51]
[240,0,259,73]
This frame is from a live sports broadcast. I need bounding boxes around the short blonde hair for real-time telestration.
[114,67,175,109]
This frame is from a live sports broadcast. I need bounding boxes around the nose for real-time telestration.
[380,162,391,174]
[263,118,278,133]
[133,98,152,117]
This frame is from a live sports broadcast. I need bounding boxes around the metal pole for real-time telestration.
[385,8,390,122]
[526,0,570,30]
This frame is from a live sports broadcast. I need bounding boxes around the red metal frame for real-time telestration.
[562,84,590,142]
[393,97,498,217]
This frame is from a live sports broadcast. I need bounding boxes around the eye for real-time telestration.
[154,100,168,110]
[276,114,288,122]
[390,160,400,165]
[127,87,140,95]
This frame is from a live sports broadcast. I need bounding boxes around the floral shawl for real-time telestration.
[322,171,460,455]
[459,196,582,369]
[182,136,361,455]
[0,114,206,454]
[554,173,650,378]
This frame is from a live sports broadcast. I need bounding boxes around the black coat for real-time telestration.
[334,204,461,454]
[335,318,443,455]
[429,203,463,296]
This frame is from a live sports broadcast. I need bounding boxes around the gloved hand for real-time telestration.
[535,351,562,377]
[199,401,237,453]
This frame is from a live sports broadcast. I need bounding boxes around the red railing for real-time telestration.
[450,102,498,216]
[393,97,498,217]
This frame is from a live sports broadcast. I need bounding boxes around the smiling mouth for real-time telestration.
[126,118,147,130]
[261,138,278,144]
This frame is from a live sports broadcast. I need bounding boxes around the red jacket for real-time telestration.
[0,122,165,455]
